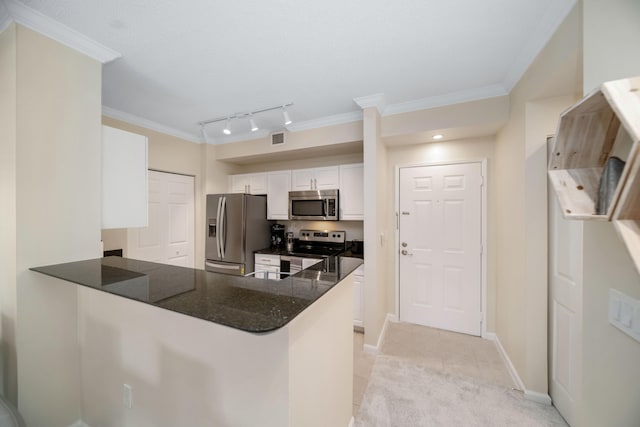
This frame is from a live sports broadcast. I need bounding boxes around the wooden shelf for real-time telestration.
[548,76,640,220]
[549,75,640,274]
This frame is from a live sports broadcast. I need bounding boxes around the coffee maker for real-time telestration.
[270,224,285,249]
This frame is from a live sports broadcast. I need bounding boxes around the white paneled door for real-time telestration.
[127,170,195,267]
[399,162,482,336]
[549,169,583,426]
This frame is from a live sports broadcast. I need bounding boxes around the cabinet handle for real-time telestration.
[314,178,317,189]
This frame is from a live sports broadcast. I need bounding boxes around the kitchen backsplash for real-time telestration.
[278,220,364,240]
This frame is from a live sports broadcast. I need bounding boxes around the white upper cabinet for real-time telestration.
[291,166,340,191]
[267,171,291,220]
[339,163,364,220]
[102,125,148,229]
[229,173,267,194]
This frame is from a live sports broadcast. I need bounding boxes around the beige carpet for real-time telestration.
[355,355,568,427]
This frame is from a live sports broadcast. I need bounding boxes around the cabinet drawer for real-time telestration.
[254,254,280,267]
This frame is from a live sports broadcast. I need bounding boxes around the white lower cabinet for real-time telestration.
[254,254,281,279]
[353,264,364,327]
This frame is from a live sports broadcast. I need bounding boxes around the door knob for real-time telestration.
[401,249,413,256]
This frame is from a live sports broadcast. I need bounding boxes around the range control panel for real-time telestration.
[298,229,345,244]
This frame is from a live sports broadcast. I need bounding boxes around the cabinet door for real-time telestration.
[248,173,267,194]
[315,166,340,190]
[354,265,365,327]
[339,163,364,220]
[267,171,291,220]
[291,168,315,191]
[102,125,148,229]
[302,258,323,269]
[229,174,249,193]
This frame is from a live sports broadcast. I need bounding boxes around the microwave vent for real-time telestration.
[271,131,286,146]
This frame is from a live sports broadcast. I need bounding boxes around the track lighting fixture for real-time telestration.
[282,106,292,126]
[249,115,259,132]
[198,102,294,138]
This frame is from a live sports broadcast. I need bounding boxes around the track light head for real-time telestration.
[249,115,258,132]
[223,118,231,135]
[282,107,292,126]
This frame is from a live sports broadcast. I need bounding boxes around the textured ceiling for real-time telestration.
[13,0,576,143]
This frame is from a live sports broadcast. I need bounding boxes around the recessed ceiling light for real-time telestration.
[223,118,231,135]
[432,134,443,140]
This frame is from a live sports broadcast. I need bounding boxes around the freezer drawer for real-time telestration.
[205,260,245,276]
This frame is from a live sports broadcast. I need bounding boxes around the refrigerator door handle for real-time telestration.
[216,196,223,259]
[220,196,227,259]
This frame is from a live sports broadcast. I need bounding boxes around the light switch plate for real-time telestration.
[609,289,640,343]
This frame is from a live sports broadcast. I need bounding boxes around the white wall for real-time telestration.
[578,1,640,424]
[13,25,102,427]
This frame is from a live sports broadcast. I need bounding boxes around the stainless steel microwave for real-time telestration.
[289,189,339,221]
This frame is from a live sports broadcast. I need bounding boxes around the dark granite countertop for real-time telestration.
[31,256,363,333]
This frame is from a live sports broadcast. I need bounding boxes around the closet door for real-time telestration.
[127,170,195,268]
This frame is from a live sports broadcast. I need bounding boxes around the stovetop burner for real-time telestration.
[292,229,346,257]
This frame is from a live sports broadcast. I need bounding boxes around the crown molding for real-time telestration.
[285,111,363,132]
[2,0,120,63]
[383,84,508,117]
[102,106,202,144]
[353,93,386,114]
[502,0,577,91]
[0,1,11,33]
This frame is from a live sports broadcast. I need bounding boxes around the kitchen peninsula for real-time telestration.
[32,256,362,427]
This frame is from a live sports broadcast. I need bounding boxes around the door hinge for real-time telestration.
[480,175,484,187]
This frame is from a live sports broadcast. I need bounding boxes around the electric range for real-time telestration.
[282,229,346,274]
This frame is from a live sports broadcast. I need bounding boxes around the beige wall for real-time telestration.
[231,152,363,174]
[494,3,582,395]
[77,273,353,427]
[386,137,497,331]
[362,107,389,347]
[101,117,207,269]
[583,0,640,93]
[13,25,102,427]
[214,121,362,163]
[0,23,17,404]
[578,1,640,425]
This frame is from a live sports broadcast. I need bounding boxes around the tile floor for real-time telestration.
[353,321,515,416]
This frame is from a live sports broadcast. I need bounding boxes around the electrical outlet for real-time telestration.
[123,384,132,409]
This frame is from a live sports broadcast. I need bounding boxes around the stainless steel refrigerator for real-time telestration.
[205,193,271,276]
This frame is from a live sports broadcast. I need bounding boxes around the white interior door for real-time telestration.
[549,170,583,426]
[127,170,195,267]
[399,162,482,336]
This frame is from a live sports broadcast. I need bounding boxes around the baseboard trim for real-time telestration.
[363,313,395,354]
[524,390,553,405]
[486,333,525,391]
[487,333,553,405]
[347,415,355,427]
